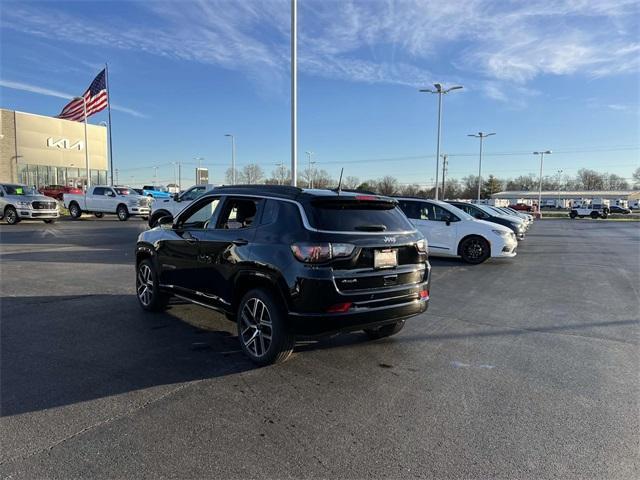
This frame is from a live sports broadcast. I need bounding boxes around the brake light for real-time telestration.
[327,302,352,313]
[355,195,378,201]
[291,243,355,263]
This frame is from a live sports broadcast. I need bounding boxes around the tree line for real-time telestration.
[224,165,640,199]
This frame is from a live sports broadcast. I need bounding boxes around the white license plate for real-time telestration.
[374,249,398,269]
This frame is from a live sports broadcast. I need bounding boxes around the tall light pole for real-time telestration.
[441,154,448,199]
[224,134,236,184]
[291,0,298,186]
[419,83,463,200]
[533,150,552,217]
[556,169,563,207]
[468,132,496,201]
[305,151,313,188]
[73,96,90,190]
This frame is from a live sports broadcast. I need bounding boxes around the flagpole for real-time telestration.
[74,96,90,190]
[105,63,115,186]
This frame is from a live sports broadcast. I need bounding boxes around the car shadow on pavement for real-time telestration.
[0,295,256,417]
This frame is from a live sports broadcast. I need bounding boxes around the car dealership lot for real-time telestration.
[1,219,638,478]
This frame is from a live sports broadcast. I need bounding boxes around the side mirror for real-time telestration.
[444,215,452,226]
[173,193,180,201]
[158,215,174,227]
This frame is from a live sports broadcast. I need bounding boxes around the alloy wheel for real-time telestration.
[239,298,273,358]
[6,209,17,224]
[137,263,154,306]
[465,239,484,260]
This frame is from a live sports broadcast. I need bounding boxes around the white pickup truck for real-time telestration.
[64,185,151,221]
[148,183,214,227]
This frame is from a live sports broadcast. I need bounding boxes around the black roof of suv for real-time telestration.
[135,185,431,365]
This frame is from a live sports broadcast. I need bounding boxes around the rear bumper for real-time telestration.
[288,295,429,336]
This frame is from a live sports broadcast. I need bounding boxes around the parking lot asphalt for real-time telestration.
[1,218,639,479]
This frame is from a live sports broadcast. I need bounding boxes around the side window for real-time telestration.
[180,197,221,229]
[105,188,115,196]
[398,201,420,220]
[182,187,204,201]
[93,187,105,195]
[260,199,280,225]
[432,205,456,222]
[419,203,431,220]
[217,198,261,230]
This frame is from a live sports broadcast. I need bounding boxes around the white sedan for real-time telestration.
[396,198,517,264]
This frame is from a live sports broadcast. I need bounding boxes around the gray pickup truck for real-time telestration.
[0,183,60,225]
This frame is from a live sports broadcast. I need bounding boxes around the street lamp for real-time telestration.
[556,169,564,207]
[467,132,496,201]
[224,134,236,184]
[419,83,463,200]
[533,150,552,217]
[73,96,90,190]
[305,151,314,188]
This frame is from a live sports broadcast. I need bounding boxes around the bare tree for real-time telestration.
[241,164,264,185]
[376,176,399,196]
[400,184,422,197]
[576,169,605,190]
[343,176,360,190]
[633,166,640,188]
[313,169,334,189]
[605,173,629,190]
[224,167,238,185]
[270,164,290,185]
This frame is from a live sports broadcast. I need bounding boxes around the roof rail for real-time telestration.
[214,184,303,194]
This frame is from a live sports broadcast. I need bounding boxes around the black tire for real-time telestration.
[364,320,406,340]
[590,211,599,219]
[94,212,104,218]
[136,259,169,312]
[117,204,129,221]
[43,219,57,224]
[569,211,577,219]
[237,288,294,366]
[459,236,491,264]
[4,206,20,225]
[69,202,82,219]
[601,213,608,219]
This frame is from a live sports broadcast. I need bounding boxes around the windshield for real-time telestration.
[3,184,35,195]
[476,204,501,216]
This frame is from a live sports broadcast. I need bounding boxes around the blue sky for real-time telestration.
[1,0,638,187]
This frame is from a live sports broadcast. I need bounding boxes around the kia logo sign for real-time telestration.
[46,137,83,150]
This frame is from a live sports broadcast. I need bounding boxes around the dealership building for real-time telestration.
[0,108,108,188]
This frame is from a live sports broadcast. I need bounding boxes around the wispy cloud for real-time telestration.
[0,79,148,118]
[1,0,638,106]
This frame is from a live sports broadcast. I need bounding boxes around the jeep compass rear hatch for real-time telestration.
[300,195,427,289]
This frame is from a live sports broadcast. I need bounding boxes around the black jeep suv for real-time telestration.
[135,185,430,365]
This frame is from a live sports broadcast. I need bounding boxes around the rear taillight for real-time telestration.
[291,243,355,263]
[419,289,429,300]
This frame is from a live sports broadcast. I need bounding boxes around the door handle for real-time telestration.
[232,238,248,246]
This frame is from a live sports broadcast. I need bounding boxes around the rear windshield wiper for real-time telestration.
[354,224,387,232]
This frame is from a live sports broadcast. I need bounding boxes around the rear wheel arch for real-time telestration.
[231,272,289,318]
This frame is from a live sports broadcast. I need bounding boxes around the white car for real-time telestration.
[148,183,215,227]
[63,185,151,221]
[396,198,517,264]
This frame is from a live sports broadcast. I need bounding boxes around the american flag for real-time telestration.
[57,69,108,122]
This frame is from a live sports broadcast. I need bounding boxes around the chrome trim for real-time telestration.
[175,192,418,236]
[159,284,230,305]
[288,296,426,317]
[172,293,228,313]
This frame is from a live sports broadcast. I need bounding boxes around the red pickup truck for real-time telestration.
[509,203,533,212]
[39,185,83,200]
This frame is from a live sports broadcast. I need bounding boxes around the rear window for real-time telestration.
[304,198,414,232]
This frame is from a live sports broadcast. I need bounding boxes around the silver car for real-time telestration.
[0,183,60,225]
